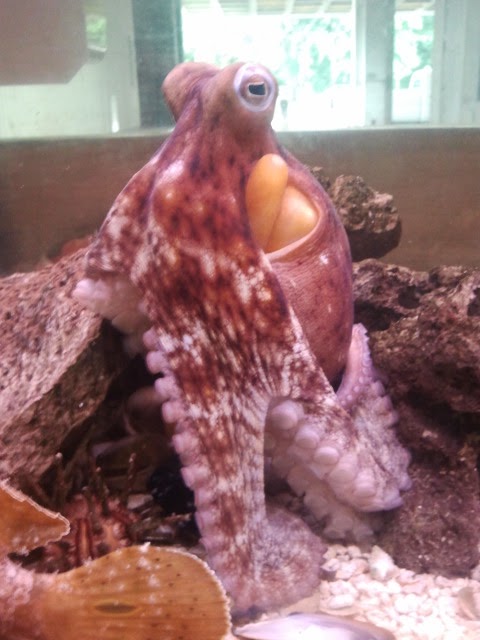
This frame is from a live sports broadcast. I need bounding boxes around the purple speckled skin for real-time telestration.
[76,62,410,614]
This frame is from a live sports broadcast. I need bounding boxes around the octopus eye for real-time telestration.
[248,82,266,96]
[234,63,276,112]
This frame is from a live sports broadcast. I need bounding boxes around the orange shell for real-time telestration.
[0,482,69,554]
[29,545,231,640]
[245,154,353,383]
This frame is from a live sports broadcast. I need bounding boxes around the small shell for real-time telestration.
[235,612,395,640]
[32,545,231,640]
[368,546,396,582]
[457,585,480,621]
[0,482,69,554]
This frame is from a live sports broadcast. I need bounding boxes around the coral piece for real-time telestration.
[0,249,128,483]
[74,62,409,613]
[56,492,139,568]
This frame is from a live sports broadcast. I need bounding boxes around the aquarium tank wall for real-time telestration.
[1,3,480,640]
[0,0,479,272]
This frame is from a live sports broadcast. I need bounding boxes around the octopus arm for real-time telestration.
[264,325,411,541]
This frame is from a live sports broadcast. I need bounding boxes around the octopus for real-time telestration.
[74,62,410,614]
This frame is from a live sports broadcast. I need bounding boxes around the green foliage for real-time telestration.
[85,12,107,51]
[182,12,351,95]
[394,12,434,88]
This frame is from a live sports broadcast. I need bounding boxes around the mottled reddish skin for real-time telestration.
[88,62,353,383]
[79,62,408,614]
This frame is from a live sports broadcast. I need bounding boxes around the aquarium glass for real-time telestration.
[0,0,479,275]
[0,0,479,139]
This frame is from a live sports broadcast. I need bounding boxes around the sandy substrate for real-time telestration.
[232,543,480,639]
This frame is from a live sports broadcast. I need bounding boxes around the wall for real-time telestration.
[431,0,480,126]
[0,0,140,138]
[281,128,480,270]
[0,128,479,274]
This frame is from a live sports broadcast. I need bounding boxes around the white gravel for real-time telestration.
[270,543,480,639]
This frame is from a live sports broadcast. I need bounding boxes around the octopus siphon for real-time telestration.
[74,61,410,614]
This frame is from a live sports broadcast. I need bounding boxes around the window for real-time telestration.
[0,0,478,139]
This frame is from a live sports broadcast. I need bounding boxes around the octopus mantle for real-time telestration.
[74,61,410,614]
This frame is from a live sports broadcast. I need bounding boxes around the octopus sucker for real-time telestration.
[74,61,410,613]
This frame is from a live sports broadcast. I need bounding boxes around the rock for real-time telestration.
[0,249,127,484]
[353,259,480,576]
[354,261,480,413]
[311,169,402,261]
[379,451,480,577]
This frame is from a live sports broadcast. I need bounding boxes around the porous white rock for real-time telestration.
[274,543,480,640]
[326,593,356,610]
[368,545,396,582]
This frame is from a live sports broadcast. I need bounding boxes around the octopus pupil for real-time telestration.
[248,82,266,96]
